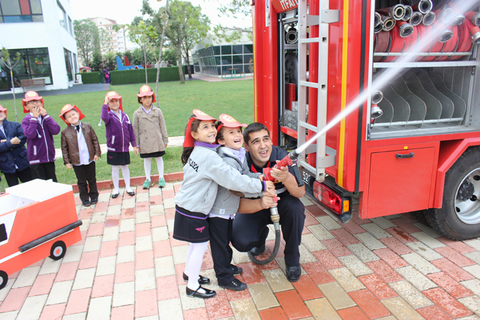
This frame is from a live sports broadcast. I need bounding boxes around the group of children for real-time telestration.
[174,109,276,299]
[0,85,169,206]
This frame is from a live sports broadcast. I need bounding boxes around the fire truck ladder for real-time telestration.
[297,0,338,181]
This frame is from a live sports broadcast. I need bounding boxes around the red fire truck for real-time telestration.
[252,0,480,239]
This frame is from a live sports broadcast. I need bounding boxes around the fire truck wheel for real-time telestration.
[0,270,8,290]
[50,241,66,260]
[425,147,480,240]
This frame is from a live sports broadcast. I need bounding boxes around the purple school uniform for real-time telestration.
[100,104,137,152]
[21,114,61,165]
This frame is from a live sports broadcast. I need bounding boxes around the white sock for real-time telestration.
[155,157,164,178]
[185,241,208,290]
[144,158,152,181]
[112,166,120,193]
[120,165,131,191]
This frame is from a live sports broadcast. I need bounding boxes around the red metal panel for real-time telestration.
[20,0,31,15]
[271,0,299,13]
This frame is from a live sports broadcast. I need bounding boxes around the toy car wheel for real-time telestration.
[0,270,8,290]
[50,241,66,260]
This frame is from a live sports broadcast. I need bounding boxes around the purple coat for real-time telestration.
[21,114,60,165]
[101,104,137,152]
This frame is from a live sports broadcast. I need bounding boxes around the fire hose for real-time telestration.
[248,150,304,265]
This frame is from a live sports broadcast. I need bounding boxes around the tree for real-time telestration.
[161,47,178,66]
[127,21,158,83]
[219,0,251,17]
[142,0,210,84]
[90,51,103,72]
[74,19,99,67]
[0,48,21,121]
[104,51,117,71]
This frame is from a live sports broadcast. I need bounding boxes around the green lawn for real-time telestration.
[0,79,255,189]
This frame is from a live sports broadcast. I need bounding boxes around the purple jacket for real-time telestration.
[101,104,137,152]
[21,114,60,165]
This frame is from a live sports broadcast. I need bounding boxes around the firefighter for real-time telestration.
[231,122,306,282]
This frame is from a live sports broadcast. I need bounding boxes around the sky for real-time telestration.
[70,0,252,29]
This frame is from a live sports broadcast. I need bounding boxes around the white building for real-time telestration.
[89,17,126,54]
[0,0,77,93]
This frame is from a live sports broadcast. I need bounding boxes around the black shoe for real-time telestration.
[250,244,266,256]
[126,190,135,196]
[82,200,91,207]
[90,198,98,204]
[230,265,243,275]
[186,286,216,299]
[286,264,301,282]
[183,272,210,285]
[219,278,247,291]
[111,193,119,199]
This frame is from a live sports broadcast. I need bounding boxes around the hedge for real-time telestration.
[110,67,181,85]
[77,72,102,84]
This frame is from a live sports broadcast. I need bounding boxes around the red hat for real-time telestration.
[137,85,156,103]
[105,91,123,111]
[183,109,217,147]
[22,91,44,113]
[217,113,247,133]
[0,105,6,117]
[59,104,85,124]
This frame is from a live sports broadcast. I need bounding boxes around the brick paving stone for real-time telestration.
[322,239,353,257]
[302,233,328,251]
[96,256,117,276]
[118,231,135,247]
[39,303,66,320]
[464,251,480,265]
[86,296,112,320]
[29,273,56,296]
[338,306,369,320]
[112,282,135,307]
[46,280,73,305]
[308,224,335,240]
[110,305,134,320]
[64,288,91,315]
[305,204,328,217]
[117,245,135,264]
[331,228,361,245]
[389,217,422,233]
[318,281,356,310]
[135,289,158,318]
[362,223,392,239]
[276,290,313,319]
[152,226,169,242]
[38,259,62,276]
[400,253,441,275]
[135,251,155,270]
[349,289,391,319]
[416,305,451,320]
[231,298,260,320]
[157,275,179,300]
[204,290,234,319]
[238,262,266,285]
[396,266,437,291]
[91,274,114,298]
[431,258,475,282]
[305,298,342,320]
[313,249,344,270]
[158,298,183,320]
[351,213,371,225]
[302,261,335,285]
[355,232,387,250]
[347,242,381,262]
[329,268,365,292]
[385,227,417,243]
[358,274,398,300]
[381,297,424,320]
[83,235,101,252]
[427,272,473,299]
[72,268,95,290]
[99,241,118,257]
[299,244,319,264]
[463,264,480,278]
[371,217,397,229]
[258,307,288,320]
[373,248,409,269]
[317,215,343,230]
[292,275,324,301]
[423,287,473,318]
[458,295,480,317]
[464,239,480,251]
[135,269,156,292]
[12,266,40,288]
[406,242,444,261]
[435,246,476,267]
[135,235,154,252]
[366,260,404,283]
[461,279,480,295]
[338,255,373,277]
[263,268,294,292]
[343,220,368,235]
[78,251,99,269]
[183,307,209,320]
[225,281,252,301]
[389,280,433,309]
[0,287,30,313]
[437,237,477,253]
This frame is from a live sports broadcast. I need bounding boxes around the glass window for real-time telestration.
[233,45,243,54]
[57,1,66,29]
[32,14,43,22]
[64,48,73,81]
[213,46,220,55]
[244,54,253,63]
[30,0,42,14]
[244,45,253,54]
[1,0,21,15]
[0,0,42,23]
[221,56,232,64]
[233,55,243,64]
[221,45,231,55]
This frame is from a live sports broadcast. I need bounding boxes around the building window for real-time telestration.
[0,47,53,91]
[64,48,73,82]
[0,0,43,23]
[57,1,66,30]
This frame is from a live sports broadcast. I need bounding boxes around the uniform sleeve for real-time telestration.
[223,155,262,198]
[158,109,169,144]
[126,115,137,147]
[88,124,102,157]
[100,104,110,124]
[61,130,70,165]
[43,115,61,135]
[15,122,27,145]
[22,116,39,139]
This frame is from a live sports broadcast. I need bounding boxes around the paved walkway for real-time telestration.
[0,182,479,320]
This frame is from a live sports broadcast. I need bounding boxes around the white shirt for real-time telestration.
[73,122,91,166]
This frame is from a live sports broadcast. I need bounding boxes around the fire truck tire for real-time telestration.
[425,148,480,240]
[50,241,66,260]
[0,271,8,290]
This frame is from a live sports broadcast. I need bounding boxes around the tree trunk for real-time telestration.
[177,44,185,85]
[185,51,192,79]
[143,44,148,84]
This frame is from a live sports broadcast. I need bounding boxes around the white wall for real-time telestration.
[0,0,78,91]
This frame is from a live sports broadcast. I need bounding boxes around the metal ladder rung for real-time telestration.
[299,121,318,132]
[299,37,320,44]
[299,81,319,88]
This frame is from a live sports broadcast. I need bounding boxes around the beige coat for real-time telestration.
[133,105,169,154]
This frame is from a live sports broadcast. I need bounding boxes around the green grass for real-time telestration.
[0,79,254,189]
